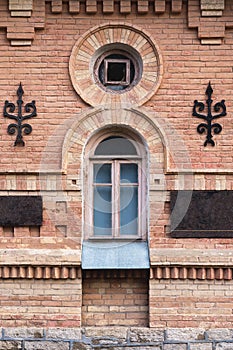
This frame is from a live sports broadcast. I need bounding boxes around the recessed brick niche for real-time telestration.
[171,190,233,238]
[0,196,42,227]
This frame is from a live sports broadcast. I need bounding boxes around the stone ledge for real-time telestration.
[0,249,81,279]
[150,249,233,266]
[0,249,81,265]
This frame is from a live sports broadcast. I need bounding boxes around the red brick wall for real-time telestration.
[82,270,149,326]
[0,3,233,252]
[0,1,232,172]
[0,0,233,331]
[0,1,232,251]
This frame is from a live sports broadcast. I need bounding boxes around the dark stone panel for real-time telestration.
[0,196,42,227]
[170,190,233,238]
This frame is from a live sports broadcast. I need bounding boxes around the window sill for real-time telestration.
[81,240,149,270]
[87,236,143,241]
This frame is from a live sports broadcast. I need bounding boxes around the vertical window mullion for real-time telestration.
[90,161,94,238]
[112,160,115,238]
[137,163,141,238]
[113,160,120,238]
[110,160,114,238]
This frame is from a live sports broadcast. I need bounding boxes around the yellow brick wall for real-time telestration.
[82,270,149,327]
[0,279,82,327]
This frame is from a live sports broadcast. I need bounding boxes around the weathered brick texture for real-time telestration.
[82,270,149,327]
[0,279,82,327]
[1,0,233,336]
[150,279,233,328]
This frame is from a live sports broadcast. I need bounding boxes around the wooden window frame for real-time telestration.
[103,58,130,86]
[93,48,141,93]
[84,129,147,241]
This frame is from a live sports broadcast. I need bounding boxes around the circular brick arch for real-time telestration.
[39,106,191,178]
[62,107,166,175]
[69,23,163,108]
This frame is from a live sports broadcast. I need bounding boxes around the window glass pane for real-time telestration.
[94,136,137,155]
[120,186,138,235]
[94,186,112,236]
[94,164,111,183]
[120,163,138,183]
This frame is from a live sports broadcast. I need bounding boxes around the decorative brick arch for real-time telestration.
[69,23,163,108]
[62,107,166,180]
[39,106,191,182]
[62,107,192,178]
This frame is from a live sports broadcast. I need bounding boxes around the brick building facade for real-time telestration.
[1,0,233,349]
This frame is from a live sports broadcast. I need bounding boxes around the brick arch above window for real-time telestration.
[62,107,166,181]
[39,105,191,182]
[69,23,163,108]
[62,106,192,179]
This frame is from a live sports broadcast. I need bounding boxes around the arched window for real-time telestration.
[84,128,147,240]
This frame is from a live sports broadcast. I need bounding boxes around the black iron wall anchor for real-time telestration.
[3,83,37,146]
[192,82,226,146]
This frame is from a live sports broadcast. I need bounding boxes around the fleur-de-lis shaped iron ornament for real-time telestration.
[193,82,226,146]
[3,83,37,146]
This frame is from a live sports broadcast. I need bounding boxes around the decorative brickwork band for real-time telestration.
[0,265,81,279]
[150,266,233,280]
[201,0,225,16]
[3,0,233,46]
[83,269,149,279]
[9,0,33,17]
[53,0,183,14]
[0,265,233,280]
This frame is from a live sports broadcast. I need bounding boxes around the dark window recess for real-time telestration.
[104,59,130,85]
[0,196,42,227]
[170,190,233,238]
[107,62,126,81]
[98,53,136,91]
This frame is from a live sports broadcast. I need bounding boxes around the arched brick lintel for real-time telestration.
[62,106,192,177]
[62,107,166,175]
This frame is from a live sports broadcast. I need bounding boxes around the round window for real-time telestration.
[69,24,163,106]
[93,44,143,93]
